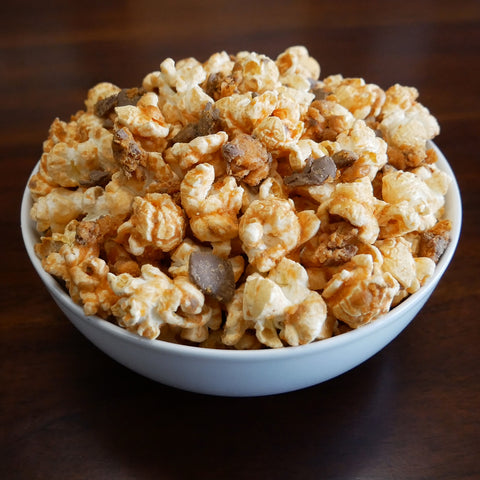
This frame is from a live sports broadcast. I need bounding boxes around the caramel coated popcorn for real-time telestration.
[29,46,452,349]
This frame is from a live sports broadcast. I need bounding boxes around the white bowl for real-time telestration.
[21,142,462,397]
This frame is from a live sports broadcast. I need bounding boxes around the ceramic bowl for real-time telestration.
[21,142,461,397]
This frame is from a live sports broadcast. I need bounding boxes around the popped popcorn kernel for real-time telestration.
[29,46,452,349]
[117,193,186,256]
[239,197,300,272]
[322,250,400,328]
[180,163,243,242]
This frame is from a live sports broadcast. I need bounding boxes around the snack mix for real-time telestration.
[29,46,452,349]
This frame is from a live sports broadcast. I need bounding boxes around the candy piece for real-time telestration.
[189,251,235,303]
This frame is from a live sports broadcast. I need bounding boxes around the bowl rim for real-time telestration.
[21,141,462,361]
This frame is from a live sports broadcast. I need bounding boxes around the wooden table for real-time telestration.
[1,1,479,478]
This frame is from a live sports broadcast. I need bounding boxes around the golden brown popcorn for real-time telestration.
[117,193,186,256]
[378,84,440,168]
[180,163,244,242]
[32,114,116,190]
[221,133,272,186]
[322,75,386,121]
[42,235,118,318]
[322,249,400,328]
[115,91,170,150]
[104,239,141,276]
[320,176,380,244]
[165,131,228,171]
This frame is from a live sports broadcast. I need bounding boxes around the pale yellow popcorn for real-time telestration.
[322,176,380,244]
[180,163,244,242]
[241,259,330,347]
[164,131,228,171]
[323,75,386,120]
[202,51,235,77]
[378,166,451,237]
[234,51,281,94]
[115,91,170,142]
[283,292,333,346]
[180,299,223,343]
[322,249,400,328]
[108,264,206,339]
[276,45,321,91]
[376,237,434,294]
[222,285,252,346]
[215,91,278,134]
[379,84,440,167]
[165,86,214,126]
[239,197,301,272]
[117,193,186,256]
[31,187,86,233]
[160,56,207,93]
[336,119,388,180]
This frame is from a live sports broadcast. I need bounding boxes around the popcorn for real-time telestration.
[42,235,117,318]
[321,176,380,244]
[379,84,440,168]
[29,46,452,349]
[239,197,301,272]
[108,264,207,339]
[233,51,280,94]
[31,187,86,233]
[180,163,243,242]
[240,259,330,347]
[322,249,400,328]
[117,193,186,256]
[322,75,386,120]
[31,114,116,189]
[276,45,321,91]
[115,92,170,146]
[165,131,228,171]
[378,165,451,237]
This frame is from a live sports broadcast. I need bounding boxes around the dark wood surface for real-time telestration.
[1,1,479,479]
